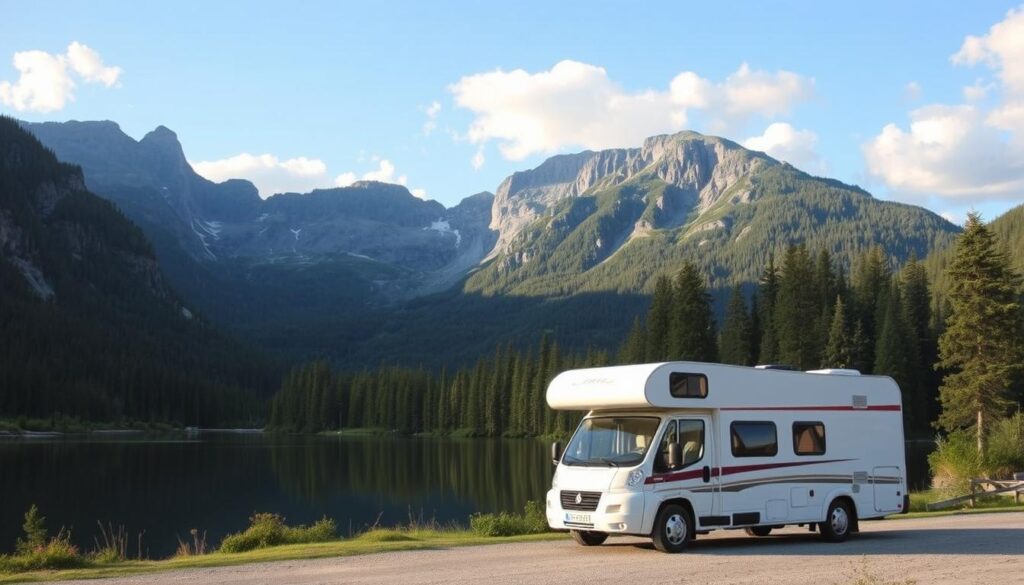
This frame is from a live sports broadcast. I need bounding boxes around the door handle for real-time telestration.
[702,465,711,483]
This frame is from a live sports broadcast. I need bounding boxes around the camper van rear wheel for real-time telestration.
[570,530,608,546]
[820,499,853,542]
[745,526,772,537]
[652,504,691,553]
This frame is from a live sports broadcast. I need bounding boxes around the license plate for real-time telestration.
[564,512,592,524]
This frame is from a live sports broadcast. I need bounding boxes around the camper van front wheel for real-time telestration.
[570,530,608,546]
[820,499,853,542]
[652,504,691,553]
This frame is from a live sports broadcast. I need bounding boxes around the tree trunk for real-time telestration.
[976,409,985,455]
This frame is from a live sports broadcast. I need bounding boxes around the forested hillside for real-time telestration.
[268,243,958,438]
[0,117,276,426]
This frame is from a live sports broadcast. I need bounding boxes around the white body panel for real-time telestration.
[545,362,907,538]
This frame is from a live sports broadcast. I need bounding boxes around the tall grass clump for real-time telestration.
[469,501,547,537]
[984,413,1024,479]
[0,505,86,573]
[219,513,337,553]
[928,430,985,495]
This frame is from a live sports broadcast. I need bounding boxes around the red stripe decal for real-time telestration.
[720,405,901,412]
[645,458,854,485]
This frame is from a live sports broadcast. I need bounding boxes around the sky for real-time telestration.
[3,1,1024,224]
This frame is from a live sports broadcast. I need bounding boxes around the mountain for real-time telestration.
[24,122,961,367]
[24,120,497,355]
[470,132,960,297]
[0,116,274,425]
[336,134,961,365]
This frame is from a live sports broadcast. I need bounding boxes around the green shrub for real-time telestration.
[219,513,336,553]
[0,529,85,573]
[470,501,548,537]
[928,430,985,495]
[985,413,1024,479]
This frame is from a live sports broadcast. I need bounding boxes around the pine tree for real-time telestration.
[823,296,852,368]
[875,281,917,427]
[646,276,674,361]
[936,213,1023,452]
[668,262,718,361]
[619,316,647,363]
[757,255,781,363]
[720,285,752,365]
[852,247,890,372]
[776,244,819,369]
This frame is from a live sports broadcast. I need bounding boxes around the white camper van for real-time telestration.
[545,362,907,553]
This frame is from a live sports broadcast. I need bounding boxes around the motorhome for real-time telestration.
[545,362,907,553]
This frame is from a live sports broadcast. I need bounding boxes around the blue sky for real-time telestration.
[3,1,1024,223]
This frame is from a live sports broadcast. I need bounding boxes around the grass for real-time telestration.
[0,530,562,583]
[2,496,1022,583]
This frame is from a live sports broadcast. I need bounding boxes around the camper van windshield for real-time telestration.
[562,417,660,467]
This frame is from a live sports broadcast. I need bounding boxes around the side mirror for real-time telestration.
[668,442,682,470]
[551,441,563,465]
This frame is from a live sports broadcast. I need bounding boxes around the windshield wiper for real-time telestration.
[598,457,620,467]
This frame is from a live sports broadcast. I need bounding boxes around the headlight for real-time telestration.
[627,469,644,487]
[551,467,559,489]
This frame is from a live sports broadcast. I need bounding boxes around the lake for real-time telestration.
[0,434,934,558]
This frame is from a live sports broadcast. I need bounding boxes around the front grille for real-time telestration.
[560,490,601,511]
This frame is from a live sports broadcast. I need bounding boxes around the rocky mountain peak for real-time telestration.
[488,131,777,253]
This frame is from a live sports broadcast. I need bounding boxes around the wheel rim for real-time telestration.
[665,513,687,545]
[830,506,849,535]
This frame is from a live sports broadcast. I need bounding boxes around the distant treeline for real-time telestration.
[268,244,955,437]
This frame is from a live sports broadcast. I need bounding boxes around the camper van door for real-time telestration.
[645,415,720,523]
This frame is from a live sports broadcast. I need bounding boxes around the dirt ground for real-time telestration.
[54,512,1023,585]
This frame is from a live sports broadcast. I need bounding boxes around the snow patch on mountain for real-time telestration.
[425,219,462,247]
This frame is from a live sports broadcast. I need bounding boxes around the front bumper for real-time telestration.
[546,489,645,534]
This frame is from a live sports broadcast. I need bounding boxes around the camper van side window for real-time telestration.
[730,421,778,457]
[669,373,708,398]
[793,422,826,455]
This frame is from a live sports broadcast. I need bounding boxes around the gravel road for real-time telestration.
[54,512,1023,585]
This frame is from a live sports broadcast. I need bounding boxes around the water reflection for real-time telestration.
[0,434,931,558]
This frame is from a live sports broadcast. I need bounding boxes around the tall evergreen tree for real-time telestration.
[720,285,753,366]
[757,255,781,363]
[776,244,819,369]
[646,276,674,361]
[936,213,1023,452]
[823,296,852,368]
[668,262,718,361]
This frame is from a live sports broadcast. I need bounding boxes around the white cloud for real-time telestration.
[951,6,1024,95]
[864,104,1024,198]
[333,172,357,187]
[865,8,1024,202]
[333,158,427,199]
[422,100,441,135]
[963,79,995,101]
[743,122,824,173]
[904,81,922,101]
[65,42,122,86]
[471,147,485,170]
[449,60,813,161]
[0,42,121,113]
[940,210,964,225]
[193,153,330,197]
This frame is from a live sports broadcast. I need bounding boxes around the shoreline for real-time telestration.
[1,509,1022,584]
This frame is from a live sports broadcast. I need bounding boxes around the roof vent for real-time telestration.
[754,364,798,371]
[806,369,862,376]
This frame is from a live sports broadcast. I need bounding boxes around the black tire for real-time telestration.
[570,530,608,546]
[651,504,692,553]
[819,499,854,542]
[745,526,772,537]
